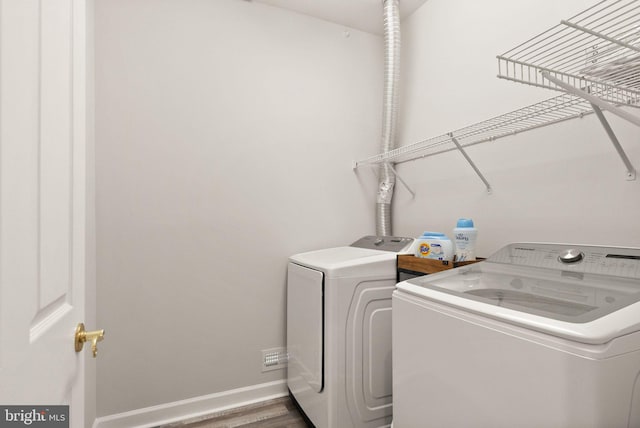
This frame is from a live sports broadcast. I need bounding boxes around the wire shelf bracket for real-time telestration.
[591,103,637,180]
[541,71,637,180]
[540,72,640,127]
[450,134,493,193]
[388,163,416,198]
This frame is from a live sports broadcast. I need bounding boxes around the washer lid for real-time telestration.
[397,243,640,344]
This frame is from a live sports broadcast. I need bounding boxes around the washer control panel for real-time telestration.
[489,243,640,279]
[351,235,414,253]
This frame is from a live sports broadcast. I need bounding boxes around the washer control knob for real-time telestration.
[559,249,584,264]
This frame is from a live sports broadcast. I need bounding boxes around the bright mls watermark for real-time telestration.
[0,406,68,427]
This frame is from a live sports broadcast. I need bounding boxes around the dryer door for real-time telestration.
[287,263,324,393]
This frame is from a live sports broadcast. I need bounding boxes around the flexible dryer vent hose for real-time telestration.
[376,0,401,237]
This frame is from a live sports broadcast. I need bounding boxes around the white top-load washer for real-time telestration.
[393,242,640,428]
[287,236,414,428]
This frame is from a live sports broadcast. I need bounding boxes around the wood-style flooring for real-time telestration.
[158,396,310,428]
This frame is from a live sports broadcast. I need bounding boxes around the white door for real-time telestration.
[0,0,89,426]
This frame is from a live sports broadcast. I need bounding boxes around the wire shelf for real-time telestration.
[497,0,640,105]
[354,0,639,184]
[355,92,594,167]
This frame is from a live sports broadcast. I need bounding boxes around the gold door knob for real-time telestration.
[75,323,105,358]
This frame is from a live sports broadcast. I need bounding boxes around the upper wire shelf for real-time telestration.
[497,0,640,105]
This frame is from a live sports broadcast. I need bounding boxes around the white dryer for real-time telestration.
[393,242,640,428]
[287,236,414,428]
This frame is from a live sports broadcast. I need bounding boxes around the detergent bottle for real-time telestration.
[414,232,454,261]
[453,218,478,261]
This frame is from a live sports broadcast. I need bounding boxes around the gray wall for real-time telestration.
[95,0,382,416]
[393,0,640,251]
[95,0,640,419]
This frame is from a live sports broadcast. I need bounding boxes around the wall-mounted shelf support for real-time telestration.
[541,71,637,180]
[388,163,416,198]
[449,134,492,193]
[591,104,637,181]
[540,72,640,128]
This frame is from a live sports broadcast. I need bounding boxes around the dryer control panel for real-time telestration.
[351,235,414,253]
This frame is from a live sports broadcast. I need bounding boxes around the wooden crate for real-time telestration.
[397,254,484,279]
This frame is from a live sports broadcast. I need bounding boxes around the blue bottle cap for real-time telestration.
[421,232,446,237]
[456,218,474,228]
[419,232,451,241]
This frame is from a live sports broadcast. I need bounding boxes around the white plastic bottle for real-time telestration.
[453,218,478,261]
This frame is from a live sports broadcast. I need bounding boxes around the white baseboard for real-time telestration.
[92,379,288,428]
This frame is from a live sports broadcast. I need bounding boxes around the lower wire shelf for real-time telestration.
[355,91,597,168]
